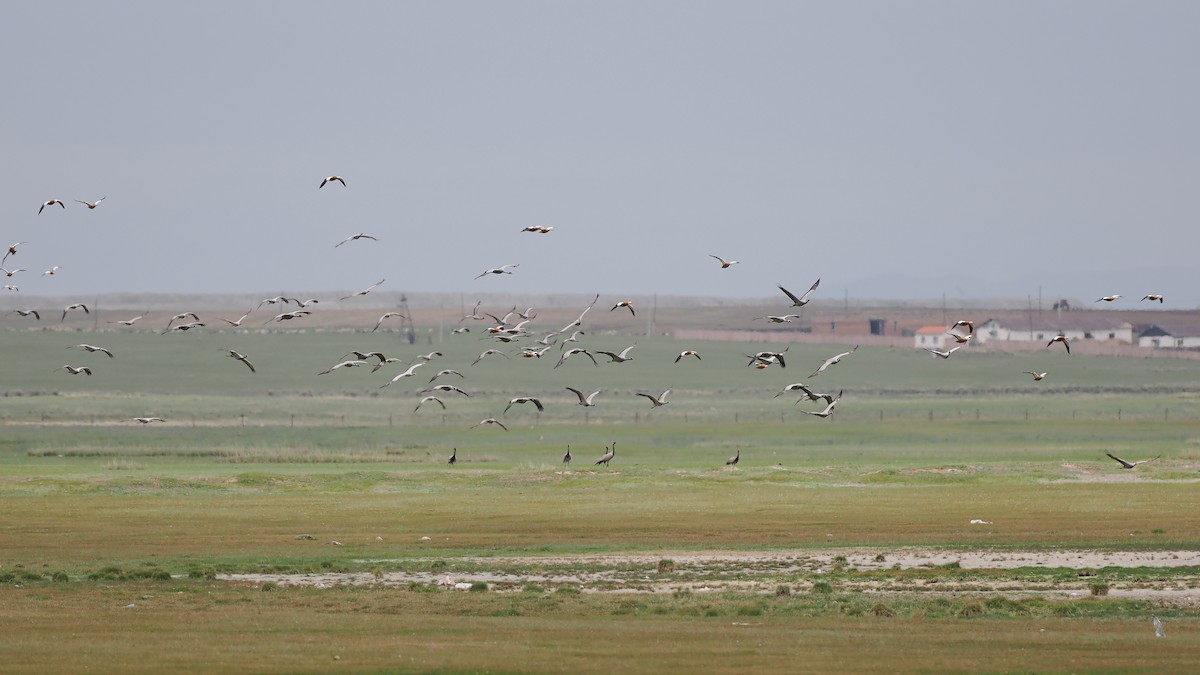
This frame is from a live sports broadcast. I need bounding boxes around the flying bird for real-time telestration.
[1095,294,1121,303]
[555,348,597,369]
[268,310,311,323]
[754,314,801,323]
[75,197,106,209]
[950,320,975,334]
[371,312,406,332]
[420,384,470,397]
[747,348,788,369]
[475,264,519,280]
[1023,371,1047,381]
[2,241,28,266]
[1046,335,1070,354]
[520,226,554,233]
[165,312,200,329]
[946,333,973,345]
[319,175,346,188]
[2,285,18,292]
[776,383,834,405]
[9,309,40,320]
[595,345,636,363]
[558,294,600,333]
[413,395,446,412]
[162,322,205,334]
[565,387,600,407]
[61,303,90,322]
[778,278,820,308]
[1141,294,1164,303]
[710,255,740,268]
[218,312,253,327]
[636,389,671,407]
[68,344,114,358]
[42,266,62,276]
[58,365,93,376]
[472,349,510,366]
[379,362,425,387]
[340,279,385,300]
[471,418,509,431]
[132,417,164,424]
[1,267,26,278]
[1104,452,1159,469]
[559,330,585,350]
[675,350,701,363]
[109,314,144,326]
[318,360,370,375]
[926,346,961,359]
[610,300,635,316]
[810,345,858,377]
[800,390,843,418]
[428,369,464,383]
[417,351,443,361]
[334,233,378,248]
[39,199,66,214]
[222,349,256,372]
[503,397,544,415]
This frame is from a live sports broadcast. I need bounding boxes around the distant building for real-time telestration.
[1137,323,1200,349]
[975,317,1133,346]
[914,325,951,350]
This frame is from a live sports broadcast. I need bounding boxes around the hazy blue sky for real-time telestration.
[3,1,1198,307]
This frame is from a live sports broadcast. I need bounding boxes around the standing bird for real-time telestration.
[340,278,385,301]
[222,349,256,373]
[1023,371,1047,381]
[725,449,740,466]
[710,255,740,269]
[334,232,378,247]
[810,346,859,377]
[1105,452,1159,469]
[565,387,601,407]
[636,389,671,407]
[675,350,701,363]
[595,443,616,466]
[562,445,572,464]
[778,278,821,308]
[76,197,106,209]
[319,175,346,188]
[39,199,66,214]
[447,448,457,465]
[1141,294,1164,303]
[610,300,635,316]
[1046,334,1070,354]
[61,303,90,322]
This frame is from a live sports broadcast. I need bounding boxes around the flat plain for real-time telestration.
[2,321,1199,672]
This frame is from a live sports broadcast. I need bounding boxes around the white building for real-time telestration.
[1137,323,1200,349]
[976,317,1133,346]
[914,325,951,350]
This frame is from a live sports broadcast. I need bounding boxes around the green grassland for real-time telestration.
[2,327,1199,671]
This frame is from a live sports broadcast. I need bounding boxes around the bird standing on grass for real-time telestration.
[595,443,615,466]
[448,448,457,464]
[725,449,740,466]
[563,445,572,464]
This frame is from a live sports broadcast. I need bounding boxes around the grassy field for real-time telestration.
[2,327,1199,671]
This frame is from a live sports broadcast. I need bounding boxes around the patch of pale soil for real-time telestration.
[220,548,1200,604]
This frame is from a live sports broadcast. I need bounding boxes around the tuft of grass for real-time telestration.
[870,603,895,617]
[657,559,675,574]
[958,602,985,618]
[1089,582,1110,596]
[775,584,791,597]
[811,581,834,595]
[468,582,489,593]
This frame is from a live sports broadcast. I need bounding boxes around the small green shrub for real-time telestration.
[469,582,489,592]
[958,602,985,618]
[657,559,675,574]
[1089,582,1110,596]
[775,584,792,597]
[871,603,895,617]
[811,580,834,595]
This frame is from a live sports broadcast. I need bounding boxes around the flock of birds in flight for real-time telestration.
[5,176,1167,470]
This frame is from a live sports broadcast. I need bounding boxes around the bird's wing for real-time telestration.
[565,387,585,404]
[778,285,802,305]
[796,277,821,304]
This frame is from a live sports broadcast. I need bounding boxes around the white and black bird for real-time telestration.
[447,448,457,465]
[428,369,464,383]
[557,294,600,333]
[725,449,740,466]
[595,345,636,363]
[565,387,601,407]
[162,321,205,334]
[555,348,598,369]
[1142,294,1164,303]
[10,309,40,320]
[562,445,572,464]
[675,350,701,363]
[132,417,164,424]
[800,390,843,418]
[340,279,385,301]
[1105,452,1159,469]
[610,300,635,316]
[1023,371,1047,381]
[318,360,370,375]
[68,343,114,358]
[379,362,425,387]
[371,312,406,332]
[778,278,820,308]
[710,255,740,269]
[268,310,311,323]
[503,397,544,415]
[319,175,347,188]
[521,226,554,234]
[61,303,90,322]
[109,314,145,327]
[1095,294,1121,303]
[217,311,253,327]
[776,383,834,405]
[420,384,470,397]
[471,417,509,431]
[475,264,519,280]
[1153,615,1165,638]
[926,346,961,359]
[222,349,256,373]
[39,199,66,214]
[636,389,671,407]
[413,395,446,413]
[950,320,975,334]
[595,442,616,466]
[334,233,378,248]
[1046,334,1070,354]
[59,365,92,376]
[1,267,27,278]
[472,349,510,366]
[2,241,29,266]
[76,197,106,209]
[810,346,858,377]
[754,314,801,324]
